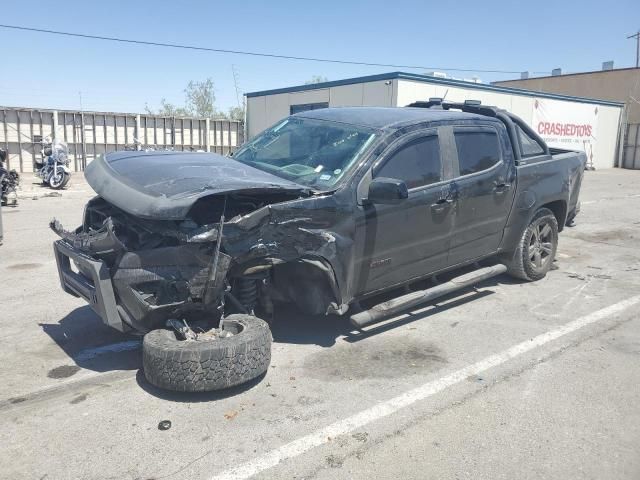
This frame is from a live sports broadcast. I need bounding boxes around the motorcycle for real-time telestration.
[35,137,71,189]
[0,150,19,207]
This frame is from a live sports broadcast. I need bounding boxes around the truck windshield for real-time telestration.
[233,117,377,191]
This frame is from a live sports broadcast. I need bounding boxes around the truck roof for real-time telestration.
[293,106,496,130]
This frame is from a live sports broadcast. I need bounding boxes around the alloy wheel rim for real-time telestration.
[50,172,63,187]
[528,221,553,271]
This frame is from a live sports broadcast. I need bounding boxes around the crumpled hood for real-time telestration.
[85,151,307,220]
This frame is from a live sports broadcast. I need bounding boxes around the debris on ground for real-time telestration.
[566,271,612,281]
[352,432,369,443]
[157,420,172,431]
[325,454,344,468]
[224,411,239,420]
[567,272,587,280]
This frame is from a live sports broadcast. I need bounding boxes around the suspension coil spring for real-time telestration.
[235,277,258,312]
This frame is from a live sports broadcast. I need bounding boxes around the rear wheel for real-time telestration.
[505,208,558,281]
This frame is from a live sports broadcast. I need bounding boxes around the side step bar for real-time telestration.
[350,264,507,329]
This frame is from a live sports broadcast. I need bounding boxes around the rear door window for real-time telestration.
[454,130,501,176]
[375,135,441,189]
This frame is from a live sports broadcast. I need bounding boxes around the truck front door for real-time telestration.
[354,129,455,296]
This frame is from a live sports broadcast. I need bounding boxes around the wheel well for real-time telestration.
[539,200,567,232]
[271,258,341,316]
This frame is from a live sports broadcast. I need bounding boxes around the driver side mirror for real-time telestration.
[367,177,409,204]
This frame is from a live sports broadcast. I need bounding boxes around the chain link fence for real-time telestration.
[622,123,640,169]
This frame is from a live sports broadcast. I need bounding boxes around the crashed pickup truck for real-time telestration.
[52,101,585,392]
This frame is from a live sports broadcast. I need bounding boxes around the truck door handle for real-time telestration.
[431,198,453,211]
[493,182,511,193]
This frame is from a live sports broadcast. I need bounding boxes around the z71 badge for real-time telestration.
[370,258,392,269]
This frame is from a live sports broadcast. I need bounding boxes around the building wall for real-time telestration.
[397,79,622,170]
[246,80,396,138]
[246,75,623,170]
[493,68,640,123]
[0,107,244,173]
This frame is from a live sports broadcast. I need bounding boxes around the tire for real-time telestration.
[142,314,272,392]
[48,167,68,189]
[504,208,558,281]
[49,171,69,189]
[60,173,71,189]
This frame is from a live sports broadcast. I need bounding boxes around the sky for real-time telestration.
[1,0,638,114]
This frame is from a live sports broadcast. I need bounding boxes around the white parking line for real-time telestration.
[211,294,640,480]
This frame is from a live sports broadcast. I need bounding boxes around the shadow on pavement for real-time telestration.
[40,268,515,398]
[135,370,267,403]
[345,289,494,342]
[40,305,142,373]
[271,271,510,346]
[270,303,352,347]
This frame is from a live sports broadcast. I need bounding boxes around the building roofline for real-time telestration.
[493,66,640,83]
[245,71,625,107]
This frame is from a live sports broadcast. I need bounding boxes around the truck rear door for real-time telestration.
[446,124,516,265]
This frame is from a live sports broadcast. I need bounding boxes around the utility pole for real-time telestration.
[232,65,242,109]
[629,30,640,68]
[79,91,87,169]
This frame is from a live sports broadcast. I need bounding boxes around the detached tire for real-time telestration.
[142,314,271,392]
[505,208,558,281]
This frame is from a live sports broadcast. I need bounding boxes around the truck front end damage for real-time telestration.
[51,189,346,333]
[52,196,231,332]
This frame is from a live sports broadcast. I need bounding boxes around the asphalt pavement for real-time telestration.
[0,170,639,480]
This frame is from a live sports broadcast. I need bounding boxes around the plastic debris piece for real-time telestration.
[158,420,172,431]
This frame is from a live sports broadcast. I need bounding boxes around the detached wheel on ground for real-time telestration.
[142,314,272,392]
[504,207,558,281]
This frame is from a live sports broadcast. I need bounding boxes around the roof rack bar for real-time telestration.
[406,97,443,109]
[441,101,498,117]
[407,99,499,118]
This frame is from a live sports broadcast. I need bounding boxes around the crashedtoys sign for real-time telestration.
[533,98,598,165]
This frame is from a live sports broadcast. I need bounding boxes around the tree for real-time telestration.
[227,106,245,121]
[146,78,223,118]
[184,78,217,118]
[145,99,189,117]
[304,75,328,85]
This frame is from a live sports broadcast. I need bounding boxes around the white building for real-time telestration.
[245,72,624,170]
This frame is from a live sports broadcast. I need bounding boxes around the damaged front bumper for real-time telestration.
[52,219,230,333]
[53,239,126,331]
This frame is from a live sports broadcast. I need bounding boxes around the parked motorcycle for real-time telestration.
[35,137,71,189]
[0,149,19,206]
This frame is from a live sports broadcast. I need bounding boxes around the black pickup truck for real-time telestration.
[52,101,586,391]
